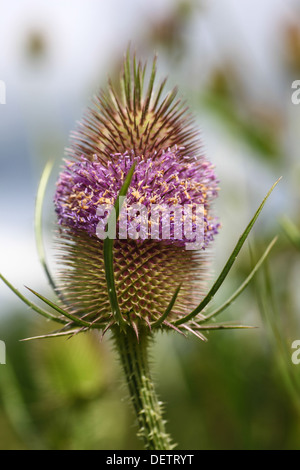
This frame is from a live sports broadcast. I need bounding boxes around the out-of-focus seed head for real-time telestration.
[53,53,220,336]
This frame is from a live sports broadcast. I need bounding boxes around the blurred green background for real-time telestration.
[1,0,300,449]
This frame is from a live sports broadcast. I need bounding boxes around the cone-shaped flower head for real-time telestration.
[54,54,219,336]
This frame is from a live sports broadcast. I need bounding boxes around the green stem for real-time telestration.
[113,327,175,450]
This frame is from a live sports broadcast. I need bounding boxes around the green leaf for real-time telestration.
[0,272,67,325]
[103,163,136,328]
[34,160,58,292]
[193,324,256,331]
[20,329,82,341]
[25,286,96,328]
[174,178,281,327]
[151,284,182,328]
[199,236,278,323]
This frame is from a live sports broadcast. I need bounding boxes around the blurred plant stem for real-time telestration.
[199,91,280,161]
[253,248,300,416]
[280,216,300,251]
[113,327,175,450]
[0,361,44,449]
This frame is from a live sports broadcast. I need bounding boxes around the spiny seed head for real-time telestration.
[53,53,220,337]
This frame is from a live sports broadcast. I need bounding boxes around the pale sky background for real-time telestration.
[0,0,299,316]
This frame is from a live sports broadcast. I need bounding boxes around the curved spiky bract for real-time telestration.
[68,55,201,164]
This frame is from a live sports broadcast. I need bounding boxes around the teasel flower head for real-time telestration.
[52,53,220,339]
[0,52,278,341]
[0,50,279,450]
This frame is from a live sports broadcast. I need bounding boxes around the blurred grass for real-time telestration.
[0,314,139,449]
[1,288,300,450]
[1,0,300,450]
